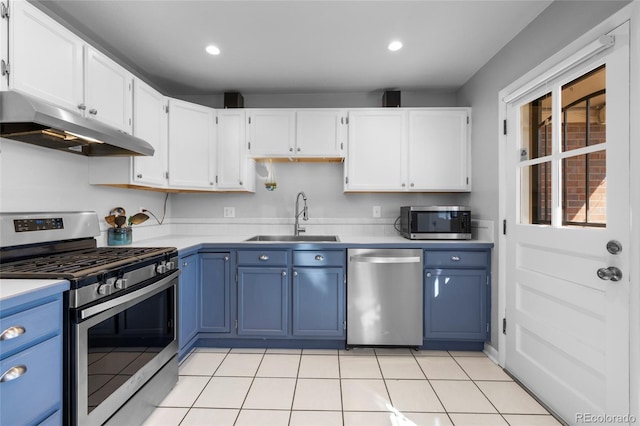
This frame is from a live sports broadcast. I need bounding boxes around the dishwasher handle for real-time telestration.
[349,255,422,264]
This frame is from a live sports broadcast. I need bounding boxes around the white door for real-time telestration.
[345,110,406,191]
[168,99,215,190]
[133,78,168,187]
[505,24,629,424]
[84,46,133,132]
[407,109,470,192]
[296,110,345,157]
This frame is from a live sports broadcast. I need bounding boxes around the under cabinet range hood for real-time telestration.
[0,91,154,156]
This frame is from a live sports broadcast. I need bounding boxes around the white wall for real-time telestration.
[0,139,171,243]
[456,0,631,351]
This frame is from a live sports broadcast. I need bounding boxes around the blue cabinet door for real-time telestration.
[292,267,345,338]
[179,254,199,351]
[424,268,488,341]
[199,253,232,333]
[237,267,288,336]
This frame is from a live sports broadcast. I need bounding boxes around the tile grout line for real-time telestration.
[412,348,456,425]
[233,350,266,426]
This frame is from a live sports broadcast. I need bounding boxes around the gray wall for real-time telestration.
[456,0,631,350]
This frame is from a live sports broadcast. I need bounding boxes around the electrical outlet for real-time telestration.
[373,206,381,218]
[223,207,235,218]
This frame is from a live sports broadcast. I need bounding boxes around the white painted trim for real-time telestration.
[497,0,636,372]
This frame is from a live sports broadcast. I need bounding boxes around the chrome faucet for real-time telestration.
[294,191,308,236]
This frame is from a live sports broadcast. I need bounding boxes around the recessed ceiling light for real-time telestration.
[388,41,403,51]
[205,45,221,55]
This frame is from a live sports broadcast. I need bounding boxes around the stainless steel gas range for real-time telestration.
[0,211,180,425]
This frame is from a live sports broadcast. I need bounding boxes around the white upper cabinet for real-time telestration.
[247,109,296,157]
[247,109,346,158]
[295,110,345,157]
[408,109,470,191]
[9,0,84,112]
[345,110,406,191]
[132,79,168,187]
[216,110,255,192]
[168,98,216,190]
[345,108,470,192]
[84,46,133,133]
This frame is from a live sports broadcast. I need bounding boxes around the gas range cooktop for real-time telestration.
[0,246,176,280]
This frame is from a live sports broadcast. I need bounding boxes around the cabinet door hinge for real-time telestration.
[502,318,507,335]
[486,275,490,286]
[467,116,470,124]
[503,219,507,235]
[248,116,251,125]
[343,321,346,330]
[466,177,469,185]
[486,323,490,333]
[1,2,9,19]
[165,171,169,180]
[345,176,349,184]
[247,142,251,150]
[235,319,238,330]
[503,119,507,135]
[215,116,218,124]
[215,175,218,184]
[164,104,169,113]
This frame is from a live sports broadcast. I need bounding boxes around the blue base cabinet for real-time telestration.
[292,250,345,338]
[237,267,289,336]
[0,283,68,426]
[423,250,490,342]
[199,253,232,333]
[179,253,199,357]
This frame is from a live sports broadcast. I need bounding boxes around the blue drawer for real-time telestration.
[0,300,61,359]
[0,336,62,426]
[424,251,488,268]
[237,250,289,266]
[293,250,344,267]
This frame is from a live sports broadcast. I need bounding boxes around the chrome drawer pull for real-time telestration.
[451,256,461,261]
[259,255,269,261]
[315,255,324,261]
[0,365,27,383]
[0,326,25,341]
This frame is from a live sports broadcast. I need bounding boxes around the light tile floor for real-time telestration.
[143,348,562,426]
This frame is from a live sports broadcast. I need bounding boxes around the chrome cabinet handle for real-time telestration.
[182,262,188,267]
[451,256,461,261]
[289,147,294,152]
[597,266,623,282]
[77,104,87,111]
[293,271,298,276]
[0,326,25,341]
[282,271,287,276]
[0,365,27,383]
[89,108,98,115]
[137,174,143,179]
[259,255,269,261]
[315,255,324,261]
[224,256,229,261]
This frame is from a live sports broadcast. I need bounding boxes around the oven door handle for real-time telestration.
[79,270,180,320]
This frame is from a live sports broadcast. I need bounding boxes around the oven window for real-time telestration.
[86,287,175,413]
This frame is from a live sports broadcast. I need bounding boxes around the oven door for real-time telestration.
[71,270,179,425]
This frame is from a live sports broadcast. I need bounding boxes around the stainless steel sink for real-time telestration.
[245,235,340,242]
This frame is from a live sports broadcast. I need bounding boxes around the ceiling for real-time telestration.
[35,0,553,96]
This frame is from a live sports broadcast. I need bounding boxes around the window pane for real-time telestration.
[562,66,606,152]
[520,93,552,161]
[562,151,606,226]
[520,162,552,225]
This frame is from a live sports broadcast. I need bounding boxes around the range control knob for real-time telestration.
[114,278,127,289]
[156,262,168,274]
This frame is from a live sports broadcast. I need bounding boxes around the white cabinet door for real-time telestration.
[9,0,84,113]
[84,46,133,133]
[296,110,345,157]
[168,99,215,190]
[408,109,470,191]
[216,110,255,191]
[345,110,406,191]
[132,79,168,187]
[247,110,295,157]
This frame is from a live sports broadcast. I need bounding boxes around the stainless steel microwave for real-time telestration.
[400,206,472,240]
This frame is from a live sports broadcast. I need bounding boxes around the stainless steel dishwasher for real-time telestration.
[347,248,423,347]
